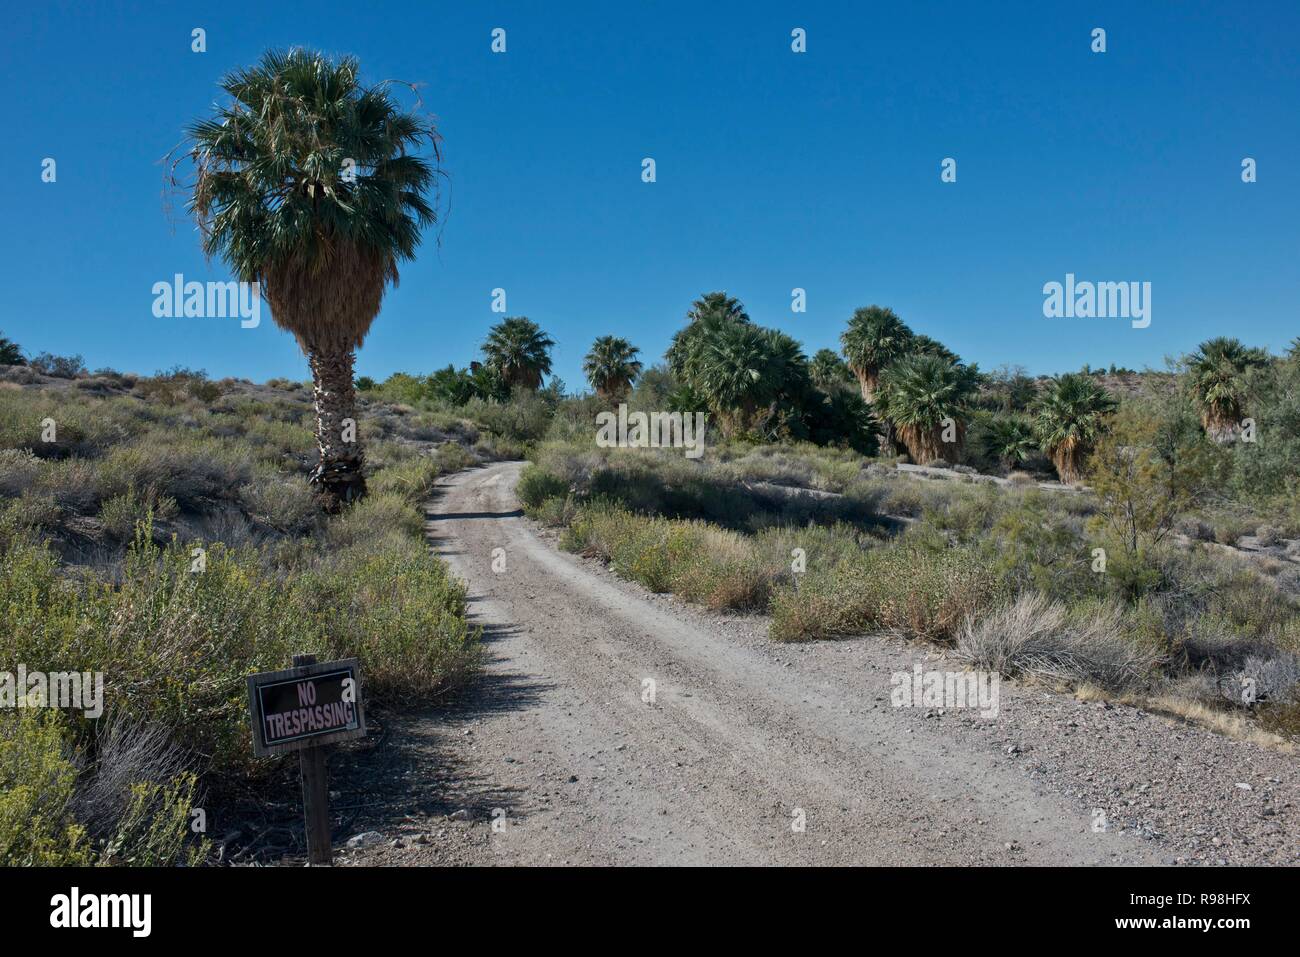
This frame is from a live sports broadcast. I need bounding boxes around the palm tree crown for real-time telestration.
[483,317,555,391]
[583,336,642,400]
[187,48,440,353]
[979,414,1036,471]
[840,305,914,402]
[693,322,785,436]
[667,292,752,380]
[687,291,750,325]
[1033,373,1117,484]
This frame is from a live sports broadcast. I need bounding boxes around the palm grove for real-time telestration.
[365,291,1296,507]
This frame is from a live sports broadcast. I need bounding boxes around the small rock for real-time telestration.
[1235,782,1253,791]
[448,809,472,822]
[345,831,383,849]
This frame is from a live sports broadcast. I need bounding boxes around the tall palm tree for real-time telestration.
[1033,373,1117,484]
[840,305,913,403]
[0,334,24,366]
[482,317,554,391]
[184,49,440,508]
[583,336,642,400]
[1185,337,1270,442]
[874,354,979,464]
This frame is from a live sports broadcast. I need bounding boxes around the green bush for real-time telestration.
[0,711,91,866]
[516,464,570,509]
[1,528,479,777]
[99,485,179,540]
[238,477,319,534]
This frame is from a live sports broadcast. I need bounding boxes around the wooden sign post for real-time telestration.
[247,655,366,866]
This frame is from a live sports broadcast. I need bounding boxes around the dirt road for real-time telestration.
[338,461,1296,867]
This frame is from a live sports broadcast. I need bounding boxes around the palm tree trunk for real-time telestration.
[856,369,879,404]
[307,346,366,509]
[1202,411,1240,444]
[1052,446,1081,485]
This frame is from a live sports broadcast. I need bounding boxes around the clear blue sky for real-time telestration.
[4,1,1297,389]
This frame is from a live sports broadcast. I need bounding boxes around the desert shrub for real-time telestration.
[877,482,929,517]
[292,539,480,697]
[97,435,255,507]
[475,433,525,461]
[532,494,578,527]
[34,457,103,512]
[464,390,554,443]
[517,464,570,509]
[1176,516,1215,541]
[979,492,1099,603]
[0,711,92,866]
[0,492,60,542]
[1212,513,1256,546]
[364,443,473,506]
[97,774,206,866]
[239,478,319,534]
[1227,359,1300,503]
[325,492,423,549]
[28,353,86,379]
[368,456,440,504]
[917,482,1007,542]
[562,502,777,610]
[0,391,122,456]
[434,440,476,474]
[955,592,1160,690]
[1259,700,1300,739]
[242,417,316,458]
[1231,653,1300,705]
[99,486,179,540]
[0,448,42,497]
[134,368,222,406]
[769,543,1002,642]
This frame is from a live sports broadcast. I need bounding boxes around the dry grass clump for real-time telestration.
[769,544,1001,643]
[562,502,779,610]
[954,592,1160,691]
